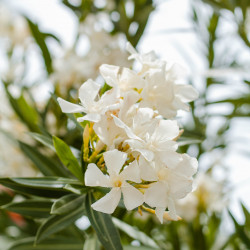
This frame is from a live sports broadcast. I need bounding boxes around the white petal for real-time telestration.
[157,151,181,168]
[57,98,84,113]
[155,207,166,224]
[104,149,127,175]
[139,156,158,181]
[85,163,111,187]
[120,160,141,183]
[99,64,119,87]
[112,115,141,141]
[167,197,178,220]
[154,120,179,141]
[91,188,121,214]
[79,79,100,105]
[175,154,198,177]
[169,173,193,199]
[175,84,199,102]
[135,148,154,162]
[144,182,168,208]
[121,184,144,210]
[77,113,101,123]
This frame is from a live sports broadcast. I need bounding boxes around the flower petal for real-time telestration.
[99,64,119,87]
[139,156,158,181]
[112,115,141,141]
[120,160,141,183]
[91,187,121,214]
[175,154,198,177]
[154,120,179,141]
[167,197,178,220]
[135,148,154,162]
[57,98,84,113]
[79,79,100,105]
[122,184,144,210]
[155,207,166,224]
[85,163,111,187]
[77,113,101,123]
[144,182,168,208]
[104,149,127,175]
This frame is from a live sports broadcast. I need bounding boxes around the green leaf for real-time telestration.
[2,200,52,218]
[228,210,250,248]
[51,194,85,215]
[35,195,86,243]
[0,191,13,206]
[85,193,122,250]
[83,234,101,250]
[112,218,159,249]
[19,141,70,177]
[124,246,156,250]
[28,132,55,151]
[53,136,84,183]
[8,237,83,250]
[4,87,40,133]
[0,177,75,198]
[11,177,81,188]
[26,18,53,74]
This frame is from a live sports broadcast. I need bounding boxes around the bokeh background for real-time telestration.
[0,0,250,249]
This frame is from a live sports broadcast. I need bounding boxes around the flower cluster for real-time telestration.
[58,43,199,223]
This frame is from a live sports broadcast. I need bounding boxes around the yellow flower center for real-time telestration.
[112,176,123,187]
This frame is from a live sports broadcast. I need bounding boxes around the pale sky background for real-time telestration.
[2,0,250,224]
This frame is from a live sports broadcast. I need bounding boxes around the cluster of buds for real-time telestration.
[58,43,199,223]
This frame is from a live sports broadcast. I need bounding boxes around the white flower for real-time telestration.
[57,79,120,123]
[100,64,146,92]
[126,43,199,118]
[113,112,179,162]
[93,91,138,149]
[143,154,198,223]
[85,149,144,213]
[139,65,198,118]
[126,42,165,74]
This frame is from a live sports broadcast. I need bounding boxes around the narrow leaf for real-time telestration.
[113,218,159,248]
[85,193,122,250]
[51,194,85,215]
[19,141,70,177]
[53,136,84,183]
[28,132,55,151]
[35,196,85,243]
[8,237,83,250]
[2,200,52,218]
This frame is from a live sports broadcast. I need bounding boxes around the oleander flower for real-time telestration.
[143,154,198,223]
[113,113,179,162]
[85,149,144,213]
[57,79,120,123]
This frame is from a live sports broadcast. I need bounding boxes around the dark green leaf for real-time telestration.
[19,141,70,177]
[0,177,74,198]
[35,195,86,243]
[2,200,52,218]
[53,136,84,183]
[26,18,53,74]
[229,210,250,248]
[85,192,122,250]
[8,237,83,250]
[51,194,85,215]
